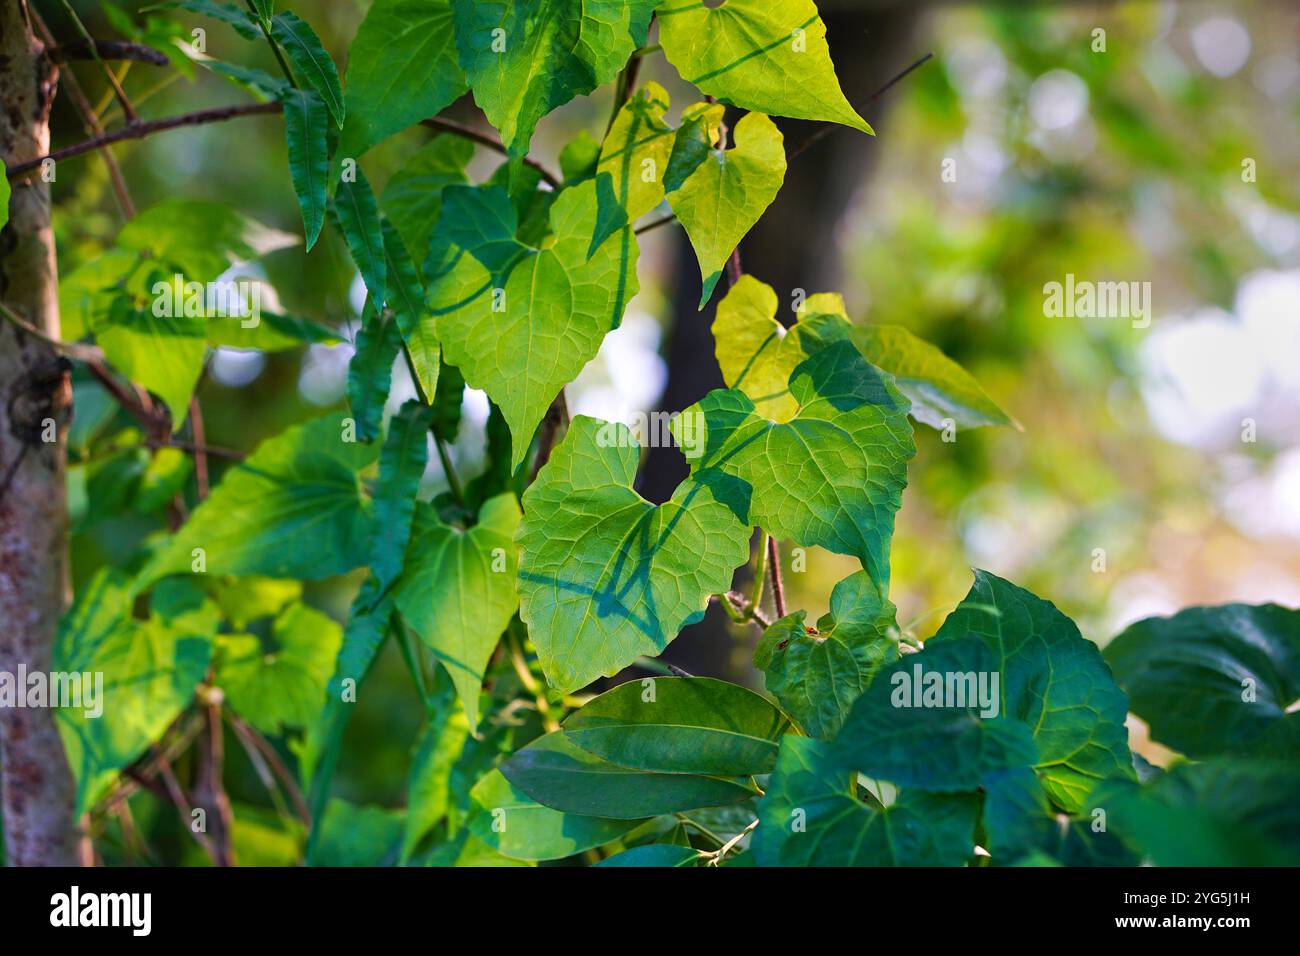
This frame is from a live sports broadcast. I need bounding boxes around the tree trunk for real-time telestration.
[0,0,79,867]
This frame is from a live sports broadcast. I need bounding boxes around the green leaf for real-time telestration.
[658,0,871,133]
[852,325,1017,430]
[280,88,330,250]
[429,180,640,468]
[753,736,978,866]
[205,310,339,351]
[393,494,521,730]
[270,12,344,126]
[54,573,216,815]
[828,637,1041,791]
[370,401,432,592]
[927,570,1134,812]
[249,0,274,24]
[0,173,10,231]
[666,111,786,307]
[314,799,403,866]
[381,136,473,264]
[382,220,439,401]
[452,0,657,155]
[1104,603,1300,759]
[468,767,640,862]
[590,81,676,254]
[139,413,378,586]
[1093,759,1300,866]
[337,0,467,162]
[401,701,470,864]
[981,767,1137,866]
[209,576,301,629]
[712,275,855,422]
[332,168,386,306]
[347,308,401,443]
[93,301,206,430]
[686,340,914,585]
[517,416,750,694]
[118,199,296,281]
[562,676,790,776]
[165,0,260,40]
[500,731,756,819]
[597,844,704,867]
[216,602,343,734]
[754,571,899,739]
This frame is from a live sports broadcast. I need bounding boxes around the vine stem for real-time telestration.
[6,104,563,189]
[750,531,770,614]
[767,533,787,619]
[244,0,299,91]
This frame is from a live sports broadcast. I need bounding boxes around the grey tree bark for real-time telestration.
[0,0,79,867]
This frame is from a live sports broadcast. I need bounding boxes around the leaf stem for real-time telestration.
[767,534,787,619]
[750,531,769,614]
[244,0,299,91]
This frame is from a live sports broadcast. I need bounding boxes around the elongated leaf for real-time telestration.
[517,416,751,694]
[281,87,329,250]
[468,768,640,862]
[500,731,756,819]
[563,677,790,776]
[452,0,657,155]
[383,220,439,401]
[753,736,978,867]
[658,0,870,133]
[1105,603,1300,759]
[666,111,786,307]
[166,0,260,40]
[429,180,639,467]
[370,401,433,592]
[205,310,339,351]
[347,308,401,442]
[402,699,470,864]
[333,168,386,306]
[139,413,378,586]
[216,603,342,733]
[393,494,521,729]
[852,325,1016,430]
[271,12,344,126]
[337,0,467,162]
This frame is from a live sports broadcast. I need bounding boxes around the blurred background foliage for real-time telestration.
[43,0,1300,860]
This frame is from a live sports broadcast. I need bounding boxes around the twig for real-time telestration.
[226,711,311,827]
[49,39,169,66]
[420,116,562,190]
[31,8,136,216]
[717,591,772,629]
[767,534,787,618]
[5,101,281,178]
[0,298,103,362]
[188,397,210,498]
[529,390,570,482]
[786,52,935,162]
[154,753,221,864]
[58,0,138,123]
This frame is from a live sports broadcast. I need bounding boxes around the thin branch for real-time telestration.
[226,712,311,827]
[5,101,281,178]
[58,0,138,123]
[767,534,787,619]
[31,8,135,216]
[420,116,562,190]
[786,52,935,162]
[188,396,210,498]
[49,39,169,66]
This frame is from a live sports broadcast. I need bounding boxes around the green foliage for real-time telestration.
[1105,604,1300,759]
[37,0,1298,871]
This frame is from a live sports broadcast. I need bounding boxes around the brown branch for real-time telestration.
[188,396,210,498]
[5,101,281,178]
[227,712,311,827]
[49,39,169,67]
[766,534,787,619]
[420,116,562,190]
